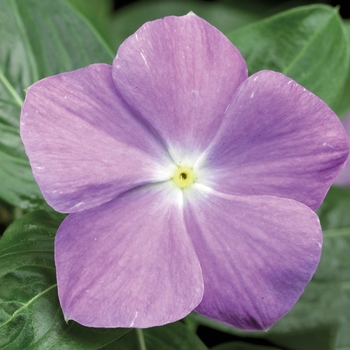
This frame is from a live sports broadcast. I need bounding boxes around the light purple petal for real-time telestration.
[184,186,322,330]
[334,113,350,186]
[197,71,350,210]
[55,182,203,328]
[20,64,173,213]
[112,13,247,163]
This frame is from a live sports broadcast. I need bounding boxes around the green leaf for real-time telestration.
[317,186,350,230]
[190,227,350,350]
[102,329,140,349]
[334,20,350,117]
[0,210,128,349]
[104,322,208,350]
[227,5,350,110]
[144,322,208,350]
[0,0,114,210]
[0,121,48,211]
[111,0,261,50]
[66,0,114,51]
[211,342,282,350]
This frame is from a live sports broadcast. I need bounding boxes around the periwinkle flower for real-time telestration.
[20,14,349,330]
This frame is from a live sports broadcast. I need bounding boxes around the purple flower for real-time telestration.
[334,113,350,186]
[20,14,349,330]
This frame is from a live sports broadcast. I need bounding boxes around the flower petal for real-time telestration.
[20,64,173,213]
[112,13,247,163]
[55,183,203,328]
[197,71,350,210]
[334,114,350,186]
[184,186,322,330]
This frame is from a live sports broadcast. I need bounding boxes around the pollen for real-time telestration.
[172,166,195,189]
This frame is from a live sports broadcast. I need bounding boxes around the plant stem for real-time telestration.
[136,328,146,350]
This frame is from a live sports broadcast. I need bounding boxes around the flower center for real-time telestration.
[172,166,195,189]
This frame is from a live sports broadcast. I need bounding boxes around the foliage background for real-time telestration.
[1,0,350,349]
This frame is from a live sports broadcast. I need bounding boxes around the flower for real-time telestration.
[334,113,350,186]
[20,13,349,330]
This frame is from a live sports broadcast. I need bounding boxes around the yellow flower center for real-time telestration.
[172,166,195,189]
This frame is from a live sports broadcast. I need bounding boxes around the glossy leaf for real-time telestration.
[334,20,350,117]
[0,210,128,349]
[67,0,114,50]
[0,0,114,210]
[211,342,281,350]
[103,329,140,349]
[144,322,207,350]
[227,5,350,110]
[103,322,208,350]
[317,186,350,230]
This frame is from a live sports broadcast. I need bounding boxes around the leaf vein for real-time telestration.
[0,71,23,106]
[283,9,337,75]
[0,284,57,329]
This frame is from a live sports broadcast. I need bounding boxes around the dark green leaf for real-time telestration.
[0,211,128,349]
[66,0,114,50]
[0,0,114,210]
[334,20,350,117]
[15,0,114,79]
[111,0,261,50]
[102,329,140,349]
[227,5,350,110]
[104,322,208,350]
[317,186,350,230]
[144,322,208,350]
[211,341,282,350]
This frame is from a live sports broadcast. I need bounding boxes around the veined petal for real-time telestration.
[197,71,350,210]
[20,64,173,213]
[184,186,322,330]
[55,183,203,328]
[112,13,247,163]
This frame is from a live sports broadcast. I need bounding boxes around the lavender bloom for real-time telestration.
[334,113,350,186]
[20,14,349,330]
